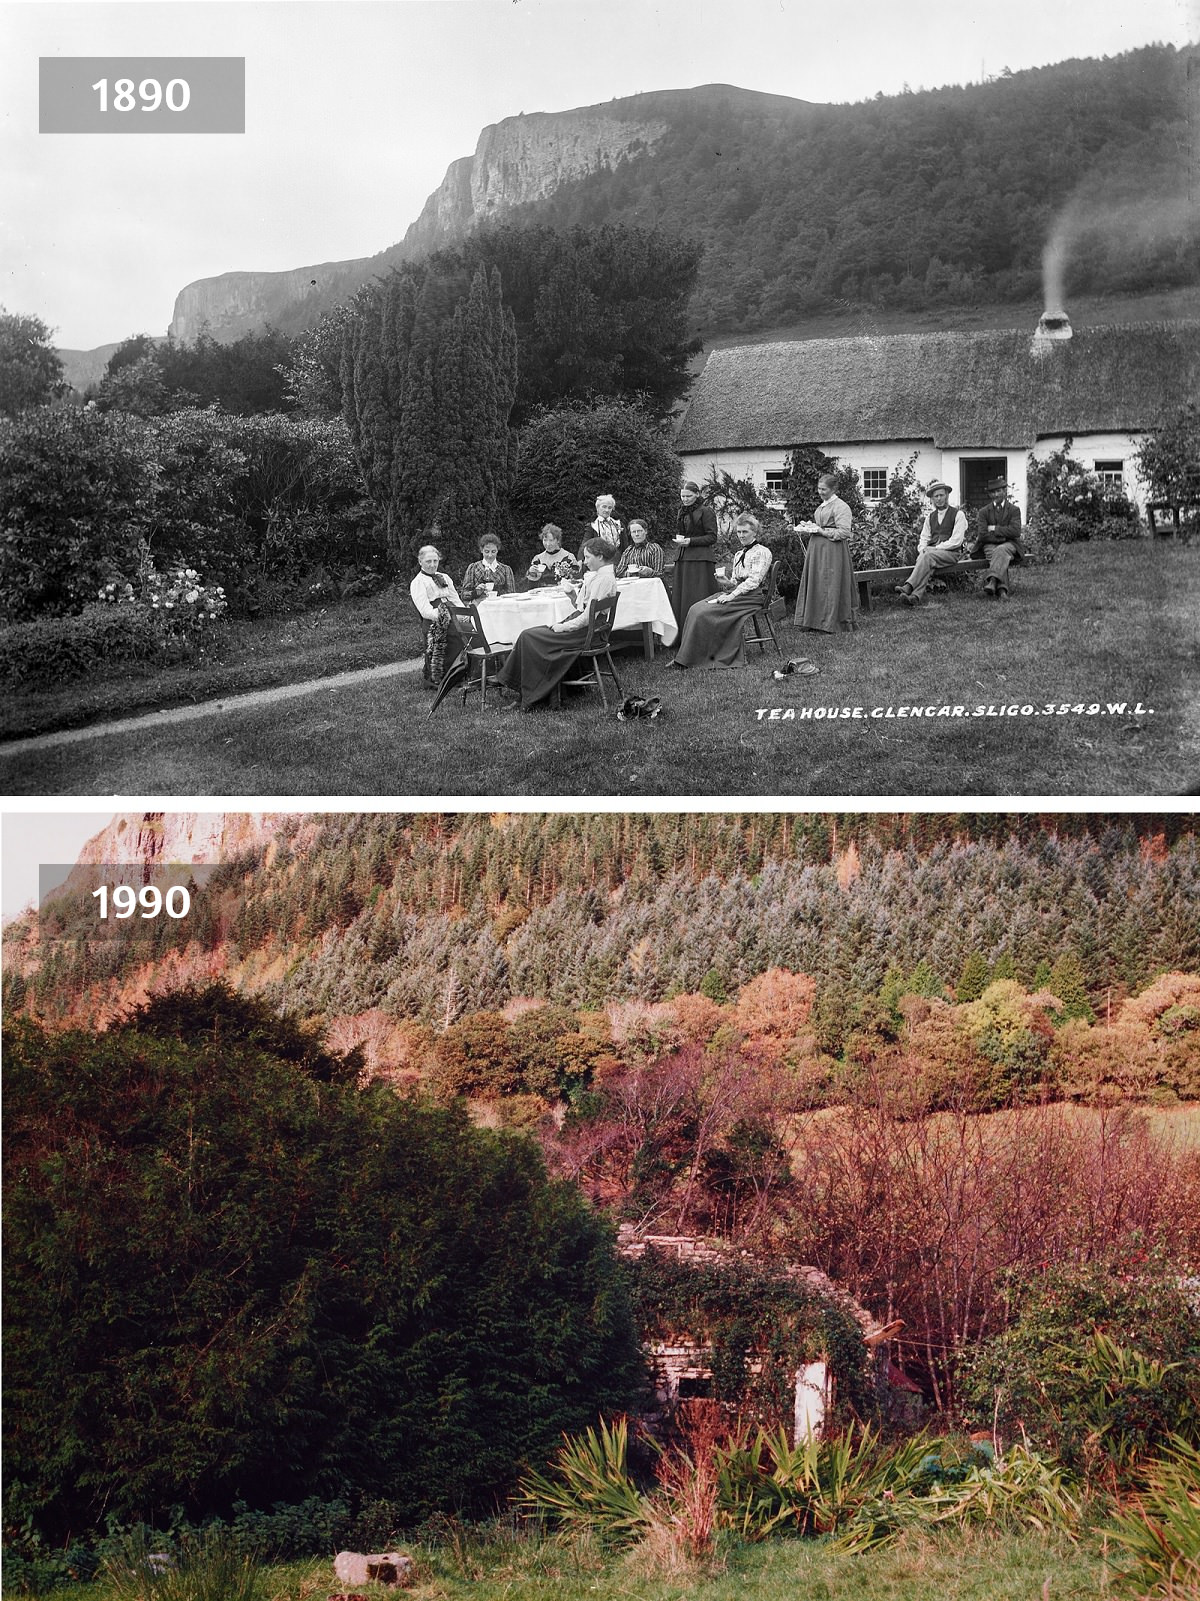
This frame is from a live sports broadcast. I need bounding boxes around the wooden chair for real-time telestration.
[742,560,783,656]
[426,602,509,717]
[556,593,623,711]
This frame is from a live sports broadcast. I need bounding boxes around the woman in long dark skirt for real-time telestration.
[795,473,856,632]
[670,481,719,623]
[495,540,618,711]
[668,513,772,669]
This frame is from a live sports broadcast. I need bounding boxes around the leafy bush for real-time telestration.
[0,406,379,628]
[959,1261,1200,1477]
[0,601,167,686]
[0,406,153,621]
[1134,400,1200,505]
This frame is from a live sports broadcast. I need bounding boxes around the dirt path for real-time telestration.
[1,656,425,759]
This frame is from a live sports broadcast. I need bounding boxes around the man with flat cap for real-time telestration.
[970,476,1023,599]
[894,480,968,604]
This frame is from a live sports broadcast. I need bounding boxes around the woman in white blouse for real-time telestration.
[495,539,618,710]
[667,513,772,669]
[409,543,463,686]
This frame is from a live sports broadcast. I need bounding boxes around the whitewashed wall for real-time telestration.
[681,431,1151,519]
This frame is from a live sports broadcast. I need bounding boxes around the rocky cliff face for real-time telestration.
[67,812,288,884]
[401,105,669,253]
[169,260,375,344]
[166,100,669,342]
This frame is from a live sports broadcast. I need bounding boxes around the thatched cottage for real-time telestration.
[674,317,1200,519]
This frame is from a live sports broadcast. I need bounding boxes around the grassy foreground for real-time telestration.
[25,1528,1113,1601]
[0,590,427,743]
[2,539,1195,796]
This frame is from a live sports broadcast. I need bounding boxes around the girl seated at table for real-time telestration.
[460,534,517,603]
[409,543,464,686]
[526,523,582,587]
[667,512,772,670]
[615,518,665,578]
[495,539,617,710]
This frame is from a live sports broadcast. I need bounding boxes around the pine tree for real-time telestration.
[1048,949,1095,1023]
[956,950,991,1003]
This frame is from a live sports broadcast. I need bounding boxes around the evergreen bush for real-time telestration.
[3,991,643,1543]
[510,399,682,554]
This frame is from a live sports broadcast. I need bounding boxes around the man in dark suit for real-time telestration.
[970,477,1023,599]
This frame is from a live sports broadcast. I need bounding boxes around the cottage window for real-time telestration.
[763,470,788,503]
[862,468,888,502]
[1094,459,1125,493]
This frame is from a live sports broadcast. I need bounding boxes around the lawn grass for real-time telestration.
[21,1528,1112,1601]
[0,589,427,742]
[3,539,1196,797]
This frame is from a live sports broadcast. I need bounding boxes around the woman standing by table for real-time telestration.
[671,482,719,624]
[668,512,772,669]
[795,473,856,632]
[495,539,618,710]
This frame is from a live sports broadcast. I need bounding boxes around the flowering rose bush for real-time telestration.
[99,547,227,643]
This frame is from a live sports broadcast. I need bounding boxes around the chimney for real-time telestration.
[1034,309,1072,341]
[1031,306,1072,358]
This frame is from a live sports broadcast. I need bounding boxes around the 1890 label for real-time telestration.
[39,57,245,134]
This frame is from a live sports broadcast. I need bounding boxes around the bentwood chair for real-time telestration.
[742,559,783,656]
[427,602,510,717]
[555,594,623,711]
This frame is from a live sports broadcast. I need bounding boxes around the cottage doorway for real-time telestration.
[961,458,1007,516]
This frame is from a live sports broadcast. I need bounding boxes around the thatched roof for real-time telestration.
[674,321,1200,453]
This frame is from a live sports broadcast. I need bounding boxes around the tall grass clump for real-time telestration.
[102,1526,266,1601]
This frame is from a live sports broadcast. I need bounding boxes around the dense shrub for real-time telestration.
[0,602,167,686]
[959,1261,1200,1477]
[510,399,682,552]
[3,988,643,1542]
[0,407,153,621]
[0,406,380,626]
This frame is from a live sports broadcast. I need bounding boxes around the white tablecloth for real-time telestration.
[476,589,572,647]
[613,576,678,648]
[475,577,678,652]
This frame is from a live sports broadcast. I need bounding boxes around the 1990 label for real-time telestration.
[39,57,245,134]
[38,863,221,942]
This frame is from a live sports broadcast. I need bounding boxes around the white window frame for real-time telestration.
[1094,459,1125,493]
[862,467,888,502]
[763,469,788,504]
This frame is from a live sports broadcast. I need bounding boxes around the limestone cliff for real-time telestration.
[166,98,670,342]
[74,811,287,870]
[169,259,375,344]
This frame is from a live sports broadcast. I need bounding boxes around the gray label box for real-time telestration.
[40,57,244,133]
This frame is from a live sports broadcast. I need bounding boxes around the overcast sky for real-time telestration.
[2,0,1198,350]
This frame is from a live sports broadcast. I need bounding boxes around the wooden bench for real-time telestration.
[1147,500,1199,538]
[854,558,991,612]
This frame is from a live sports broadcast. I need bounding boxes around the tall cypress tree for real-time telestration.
[343,265,517,569]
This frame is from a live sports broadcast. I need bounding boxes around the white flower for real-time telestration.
[185,589,199,604]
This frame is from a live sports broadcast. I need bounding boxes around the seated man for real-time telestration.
[970,476,1023,599]
[895,480,967,604]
